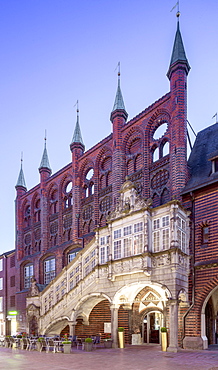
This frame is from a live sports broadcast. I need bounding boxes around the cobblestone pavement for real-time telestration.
[0,345,218,370]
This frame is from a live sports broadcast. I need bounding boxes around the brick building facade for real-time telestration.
[12,15,218,350]
[0,250,17,336]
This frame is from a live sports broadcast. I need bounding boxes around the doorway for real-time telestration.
[142,311,163,344]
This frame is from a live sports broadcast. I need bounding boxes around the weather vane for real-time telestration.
[74,99,79,113]
[170,1,180,18]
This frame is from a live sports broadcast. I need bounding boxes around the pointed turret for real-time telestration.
[70,103,85,153]
[110,64,128,123]
[15,158,27,191]
[167,15,190,79]
[39,138,51,173]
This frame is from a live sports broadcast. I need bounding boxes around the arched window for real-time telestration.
[90,183,94,195]
[162,141,169,157]
[24,205,31,227]
[24,263,34,289]
[44,257,55,285]
[50,190,58,214]
[85,186,89,198]
[153,147,159,162]
[34,199,41,223]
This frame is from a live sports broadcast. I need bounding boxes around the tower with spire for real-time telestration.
[70,103,85,239]
[15,157,27,261]
[167,12,190,198]
[111,64,128,202]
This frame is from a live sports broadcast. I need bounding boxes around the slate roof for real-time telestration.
[182,122,218,194]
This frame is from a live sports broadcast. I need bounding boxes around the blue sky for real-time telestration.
[0,0,218,254]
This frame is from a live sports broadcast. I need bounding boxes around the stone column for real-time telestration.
[110,304,119,348]
[167,299,179,352]
[69,321,77,337]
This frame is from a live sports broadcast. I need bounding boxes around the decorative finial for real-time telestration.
[21,151,23,165]
[170,1,180,17]
[114,62,121,77]
[44,129,47,146]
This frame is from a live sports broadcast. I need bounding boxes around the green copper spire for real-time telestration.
[39,136,51,172]
[112,63,126,112]
[71,103,85,147]
[167,16,190,78]
[16,157,27,189]
[110,63,128,122]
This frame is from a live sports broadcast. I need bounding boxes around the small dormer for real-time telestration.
[209,150,218,174]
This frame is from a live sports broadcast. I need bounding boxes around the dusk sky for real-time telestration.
[0,0,218,254]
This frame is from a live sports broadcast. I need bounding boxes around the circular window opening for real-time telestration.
[86,169,94,180]
[66,182,72,193]
[153,123,168,140]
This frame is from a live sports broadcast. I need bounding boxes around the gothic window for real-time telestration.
[50,190,58,214]
[34,199,41,223]
[24,263,33,289]
[24,205,31,227]
[90,182,94,195]
[83,168,94,197]
[152,147,159,162]
[162,141,169,157]
[63,181,73,209]
[100,156,112,189]
[153,122,168,140]
[44,257,55,285]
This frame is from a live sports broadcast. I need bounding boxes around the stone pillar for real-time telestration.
[69,321,77,337]
[167,299,179,352]
[110,304,119,348]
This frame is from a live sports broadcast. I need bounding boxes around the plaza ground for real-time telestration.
[0,345,218,370]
